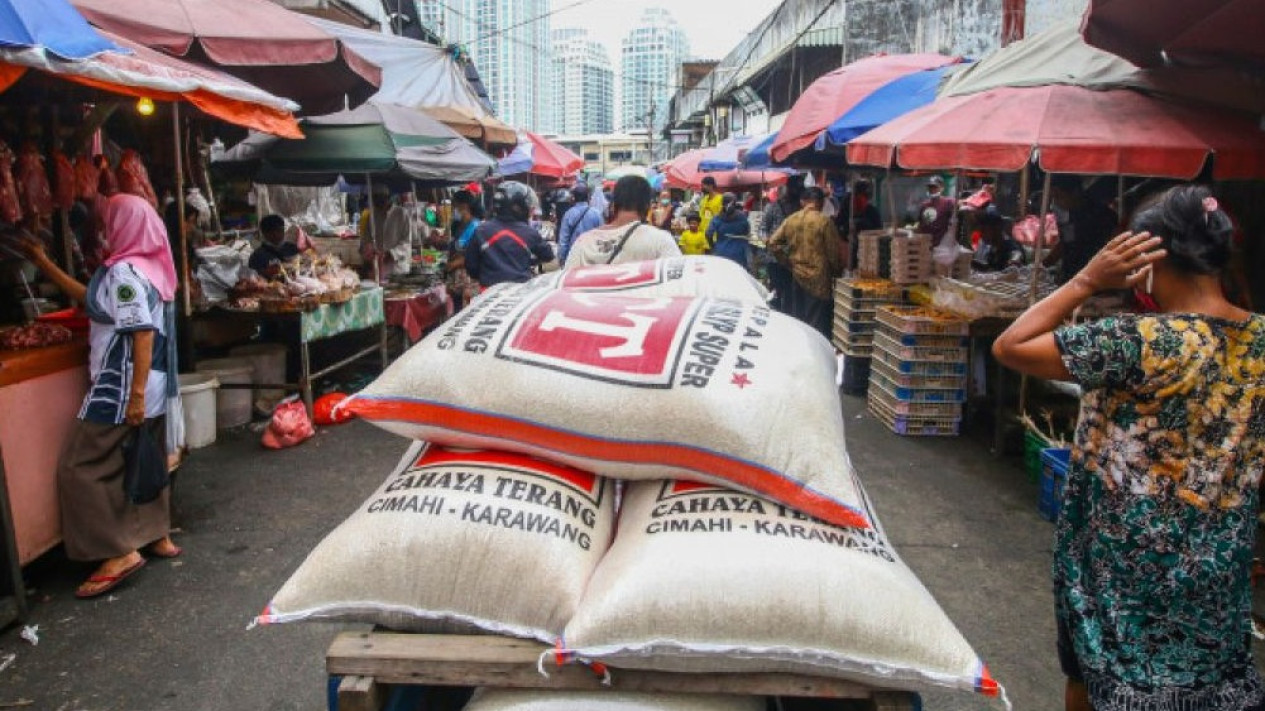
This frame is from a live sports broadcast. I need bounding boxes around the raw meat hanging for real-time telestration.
[52,150,75,211]
[16,143,53,219]
[0,142,22,225]
[116,150,157,208]
[73,155,98,202]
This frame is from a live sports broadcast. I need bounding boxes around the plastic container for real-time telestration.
[21,298,55,320]
[870,358,967,391]
[876,305,970,337]
[873,331,969,363]
[867,393,961,437]
[177,373,219,448]
[1039,448,1072,521]
[195,358,255,428]
[871,345,969,377]
[229,343,288,406]
[1024,430,1052,484]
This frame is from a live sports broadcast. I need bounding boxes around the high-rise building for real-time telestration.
[420,0,552,131]
[620,7,689,133]
[551,28,614,136]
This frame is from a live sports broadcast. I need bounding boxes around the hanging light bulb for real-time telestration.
[136,97,155,116]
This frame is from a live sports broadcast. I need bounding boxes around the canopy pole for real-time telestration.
[173,103,191,318]
[1117,175,1126,228]
[1018,170,1055,416]
[885,168,898,232]
[366,173,380,284]
[1018,167,1031,218]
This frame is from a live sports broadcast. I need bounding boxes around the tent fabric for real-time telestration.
[72,0,380,114]
[769,53,962,163]
[699,133,776,172]
[665,149,790,191]
[818,65,958,149]
[305,16,505,139]
[846,84,1265,180]
[497,138,533,178]
[521,132,583,179]
[215,100,494,184]
[1081,0,1265,74]
[0,0,120,60]
[741,133,779,170]
[0,30,301,138]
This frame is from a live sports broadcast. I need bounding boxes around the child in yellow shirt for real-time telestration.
[678,213,708,255]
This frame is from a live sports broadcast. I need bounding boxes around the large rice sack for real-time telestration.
[539,255,769,303]
[561,480,1006,706]
[345,282,870,530]
[464,689,764,711]
[254,441,615,641]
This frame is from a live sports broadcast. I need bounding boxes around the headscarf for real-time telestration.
[103,193,177,301]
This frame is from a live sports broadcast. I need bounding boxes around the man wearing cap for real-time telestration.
[557,184,604,265]
[917,175,957,245]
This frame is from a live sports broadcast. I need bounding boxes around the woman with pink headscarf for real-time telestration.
[22,193,182,599]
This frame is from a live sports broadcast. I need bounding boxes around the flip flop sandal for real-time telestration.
[75,558,146,599]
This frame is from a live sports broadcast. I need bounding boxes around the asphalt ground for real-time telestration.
[0,392,1243,710]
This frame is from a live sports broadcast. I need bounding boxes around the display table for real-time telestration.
[385,285,451,344]
[328,632,918,711]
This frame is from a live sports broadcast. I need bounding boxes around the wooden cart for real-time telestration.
[328,632,920,711]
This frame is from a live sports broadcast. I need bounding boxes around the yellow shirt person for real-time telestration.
[678,218,708,255]
[698,185,724,234]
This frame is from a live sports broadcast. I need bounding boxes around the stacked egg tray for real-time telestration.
[831,278,906,359]
[867,305,969,436]
[888,233,934,285]
[857,230,894,279]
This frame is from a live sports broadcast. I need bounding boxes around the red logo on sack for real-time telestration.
[559,260,663,291]
[499,290,698,387]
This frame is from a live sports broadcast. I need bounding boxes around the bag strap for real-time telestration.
[606,221,641,264]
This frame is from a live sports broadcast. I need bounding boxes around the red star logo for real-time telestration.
[731,373,752,389]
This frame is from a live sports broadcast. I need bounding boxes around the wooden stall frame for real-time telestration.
[327,632,921,711]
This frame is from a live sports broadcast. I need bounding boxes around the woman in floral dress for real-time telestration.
[994,184,1264,711]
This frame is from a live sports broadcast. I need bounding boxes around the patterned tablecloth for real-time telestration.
[385,285,452,343]
[300,287,385,343]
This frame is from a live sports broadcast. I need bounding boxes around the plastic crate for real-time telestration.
[873,331,969,363]
[870,357,967,390]
[868,380,964,418]
[840,356,871,396]
[832,328,874,348]
[1024,430,1053,484]
[833,303,879,323]
[876,306,970,337]
[834,277,903,302]
[871,343,970,375]
[867,393,962,436]
[1039,448,1071,521]
[870,370,967,406]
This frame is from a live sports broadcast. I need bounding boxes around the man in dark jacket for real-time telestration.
[465,181,554,288]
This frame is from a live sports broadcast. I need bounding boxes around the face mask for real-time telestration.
[661,199,670,205]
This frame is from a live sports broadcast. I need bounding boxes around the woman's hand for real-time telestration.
[125,396,146,426]
[1074,231,1166,293]
[15,231,49,264]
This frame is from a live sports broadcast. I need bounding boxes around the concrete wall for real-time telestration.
[843,0,1088,60]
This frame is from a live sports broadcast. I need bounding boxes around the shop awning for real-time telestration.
[846,84,1265,180]
[665,149,790,191]
[420,105,517,152]
[0,30,302,138]
[769,53,963,163]
[215,100,495,185]
[72,0,381,114]
[1081,0,1265,75]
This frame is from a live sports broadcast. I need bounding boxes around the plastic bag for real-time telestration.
[1012,214,1059,248]
[262,400,315,449]
[123,420,169,504]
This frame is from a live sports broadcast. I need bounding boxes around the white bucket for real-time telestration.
[229,343,288,411]
[195,358,256,428]
[178,373,219,448]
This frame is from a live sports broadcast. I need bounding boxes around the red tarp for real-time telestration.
[664,149,790,191]
[73,0,380,113]
[1081,0,1265,74]
[846,84,1265,180]
[769,53,962,163]
[525,132,583,179]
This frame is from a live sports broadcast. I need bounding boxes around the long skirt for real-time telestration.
[58,416,171,562]
[787,279,833,341]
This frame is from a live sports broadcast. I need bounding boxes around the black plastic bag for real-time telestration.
[123,421,169,505]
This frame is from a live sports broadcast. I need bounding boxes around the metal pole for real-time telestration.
[1018,171,1054,416]
[1018,167,1031,218]
[366,173,380,284]
[173,103,191,318]
[1117,174,1126,228]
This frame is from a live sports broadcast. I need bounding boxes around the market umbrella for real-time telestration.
[740,133,780,170]
[215,100,495,185]
[420,105,517,151]
[815,65,960,149]
[605,165,647,181]
[496,137,533,177]
[846,84,1265,180]
[0,0,118,60]
[1081,0,1264,74]
[664,149,790,191]
[524,132,583,179]
[769,53,963,163]
[72,0,381,114]
[0,29,301,137]
[699,133,778,172]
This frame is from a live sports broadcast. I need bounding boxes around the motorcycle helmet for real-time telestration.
[492,181,537,222]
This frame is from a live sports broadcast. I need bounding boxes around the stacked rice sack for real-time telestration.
[256,255,1006,706]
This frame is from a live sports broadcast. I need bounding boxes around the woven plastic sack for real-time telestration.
[540,256,769,303]
[463,689,764,711]
[561,480,1007,707]
[345,281,871,530]
[254,441,614,641]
